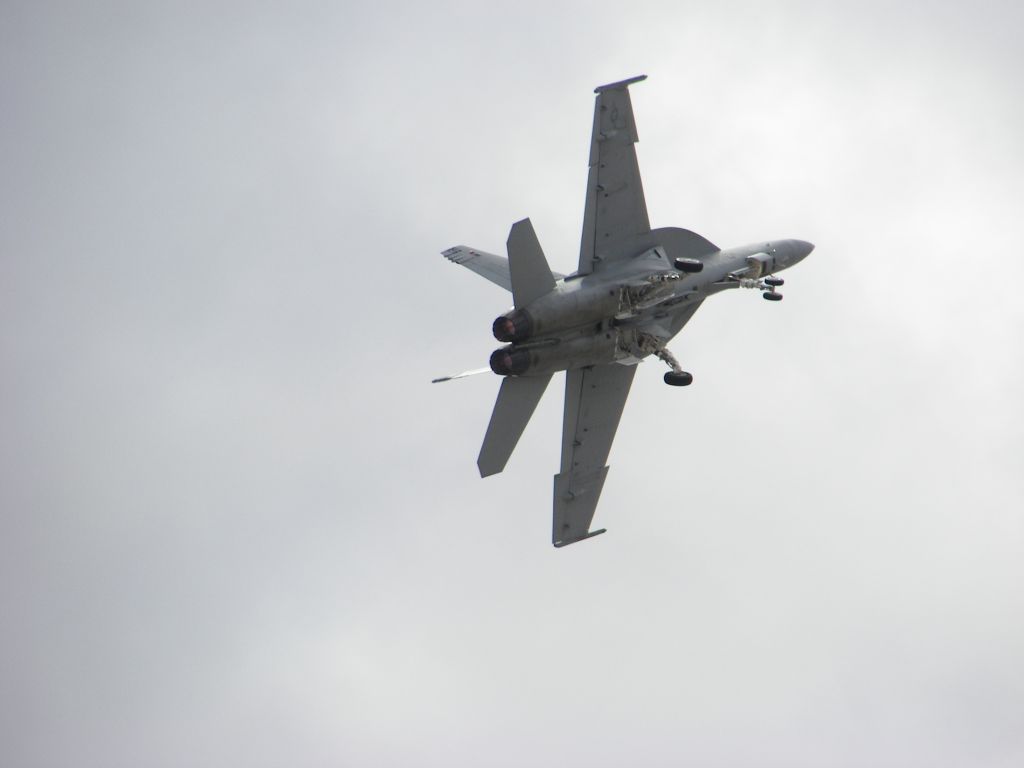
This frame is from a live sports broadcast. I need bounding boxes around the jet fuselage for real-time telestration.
[489,237,814,377]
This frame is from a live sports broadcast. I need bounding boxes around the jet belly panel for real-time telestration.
[493,331,618,376]
[516,279,621,338]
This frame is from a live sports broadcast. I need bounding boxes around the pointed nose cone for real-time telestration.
[780,239,814,268]
[793,239,815,260]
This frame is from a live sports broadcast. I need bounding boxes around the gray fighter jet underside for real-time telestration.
[436,75,814,548]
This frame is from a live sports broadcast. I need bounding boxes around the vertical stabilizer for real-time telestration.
[478,374,552,477]
[507,218,556,308]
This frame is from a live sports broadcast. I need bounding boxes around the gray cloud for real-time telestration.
[2,1,1022,766]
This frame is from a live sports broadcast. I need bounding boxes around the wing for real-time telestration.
[553,362,637,547]
[442,245,564,292]
[667,298,705,339]
[578,75,651,275]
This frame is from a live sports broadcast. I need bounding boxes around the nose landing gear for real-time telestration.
[733,271,786,301]
[762,275,784,301]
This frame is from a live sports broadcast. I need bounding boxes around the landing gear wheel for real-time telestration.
[673,257,704,273]
[764,276,784,287]
[763,291,783,301]
[664,371,693,386]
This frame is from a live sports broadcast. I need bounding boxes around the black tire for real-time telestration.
[673,257,704,273]
[763,291,783,301]
[764,277,784,287]
[664,371,693,386]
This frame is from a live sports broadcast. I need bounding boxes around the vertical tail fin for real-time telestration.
[477,374,552,477]
[476,219,555,477]
[507,218,556,308]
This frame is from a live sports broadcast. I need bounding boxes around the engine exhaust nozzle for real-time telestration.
[492,309,533,343]
[489,347,530,376]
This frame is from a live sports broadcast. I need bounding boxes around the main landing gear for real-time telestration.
[652,341,693,386]
[636,332,693,386]
[664,370,694,386]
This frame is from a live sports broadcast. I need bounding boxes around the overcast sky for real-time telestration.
[2,1,1023,766]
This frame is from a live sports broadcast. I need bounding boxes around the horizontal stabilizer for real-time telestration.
[441,246,513,291]
[441,245,564,292]
[478,374,552,477]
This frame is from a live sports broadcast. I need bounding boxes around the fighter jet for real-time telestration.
[436,75,814,548]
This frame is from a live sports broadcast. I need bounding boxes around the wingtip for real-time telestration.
[594,74,647,93]
[553,528,608,548]
[477,461,502,479]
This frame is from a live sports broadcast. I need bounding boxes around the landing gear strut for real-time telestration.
[652,343,693,387]
[734,271,785,301]
[636,332,693,386]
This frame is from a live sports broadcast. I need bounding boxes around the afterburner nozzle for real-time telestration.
[489,347,530,376]
[492,309,533,343]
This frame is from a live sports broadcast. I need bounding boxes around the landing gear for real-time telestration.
[664,371,693,386]
[762,275,783,301]
[635,332,694,387]
[733,271,785,301]
[673,257,704,273]
[641,337,693,387]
